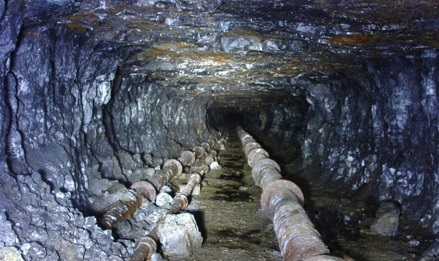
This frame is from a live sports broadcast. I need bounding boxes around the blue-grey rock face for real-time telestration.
[0,0,438,259]
[301,53,439,234]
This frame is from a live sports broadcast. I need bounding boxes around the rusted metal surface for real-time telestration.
[131,236,158,261]
[244,141,261,156]
[130,139,220,260]
[201,142,211,152]
[251,158,281,188]
[237,125,343,261]
[261,179,305,207]
[150,159,183,190]
[204,155,214,165]
[131,181,157,202]
[179,150,196,166]
[100,192,142,229]
[131,159,183,202]
[247,147,269,167]
[180,173,202,197]
[193,146,206,159]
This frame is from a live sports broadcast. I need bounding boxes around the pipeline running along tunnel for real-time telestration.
[1,0,439,260]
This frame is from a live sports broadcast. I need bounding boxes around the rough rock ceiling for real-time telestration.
[56,0,439,107]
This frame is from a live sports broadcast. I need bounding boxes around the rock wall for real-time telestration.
[0,1,218,258]
[302,51,439,234]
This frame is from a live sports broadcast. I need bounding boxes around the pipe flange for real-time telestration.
[192,146,206,159]
[209,150,218,158]
[175,193,189,209]
[201,142,211,152]
[244,142,262,156]
[242,136,256,147]
[251,152,270,168]
[163,159,183,177]
[191,173,202,184]
[131,181,157,202]
[207,139,216,151]
[251,158,281,186]
[179,151,196,166]
[261,179,305,217]
[247,148,269,167]
[133,236,158,260]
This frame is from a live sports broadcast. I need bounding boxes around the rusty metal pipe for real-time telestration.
[131,159,182,202]
[201,142,211,153]
[208,138,221,152]
[131,163,204,260]
[261,185,329,261]
[192,146,206,159]
[131,235,157,261]
[237,126,343,261]
[178,150,196,166]
[180,173,202,197]
[251,158,281,187]
[99,191,142,229]
[247,148,269,167]
[170,172,203,212]
[244,141,261,157]
[131,172,203,261]
[208,149,218,159]
[151,159,183,189]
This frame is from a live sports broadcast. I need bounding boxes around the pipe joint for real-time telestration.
[131,236,158,261]
[174,193,189,209]
[192,146,206,159]
[131,181,157,202]
[178,151,196,166]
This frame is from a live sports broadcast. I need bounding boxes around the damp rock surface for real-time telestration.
[0,0,439,260]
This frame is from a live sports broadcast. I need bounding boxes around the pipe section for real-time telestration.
[192,146,206,159]
[178,150,196,166]
[99,192,142,229]
[131,159,183,202]
[236,125,343,261]
[131,139,221,261]
[131,235,158,261]
[169,172,203,213]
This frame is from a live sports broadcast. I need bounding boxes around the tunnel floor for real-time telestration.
[187,130,281,261]
[182,129,428,261]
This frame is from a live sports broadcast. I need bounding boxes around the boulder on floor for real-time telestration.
[156,213,203,260]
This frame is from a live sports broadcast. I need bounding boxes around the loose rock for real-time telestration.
[209,161,222,170]
[156,213,203,260]
[370,202,400,236]
[0,247,23,261]
[156,192,174,208]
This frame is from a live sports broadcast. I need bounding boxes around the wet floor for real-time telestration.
[183,129,430,261]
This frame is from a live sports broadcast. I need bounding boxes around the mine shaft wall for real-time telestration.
[1,3,439,259]
[300,53,439,235]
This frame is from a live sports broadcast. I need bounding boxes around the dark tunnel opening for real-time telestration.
[1,0,439,260]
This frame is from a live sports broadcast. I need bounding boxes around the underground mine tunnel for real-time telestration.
[1,0,439,260]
